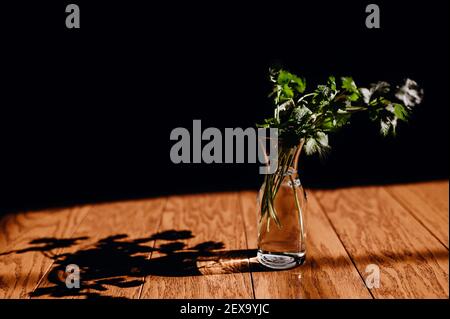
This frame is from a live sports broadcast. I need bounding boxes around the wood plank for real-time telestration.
[384,180,449,248]
[31,198,166,299]
[239,190,371,299]
[0,206,90,298]
[315,186,449,299]
[140,192,254,299]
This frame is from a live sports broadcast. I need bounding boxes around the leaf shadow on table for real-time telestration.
[1,229,267,299]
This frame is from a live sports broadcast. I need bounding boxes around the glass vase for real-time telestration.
[257,139,307,269]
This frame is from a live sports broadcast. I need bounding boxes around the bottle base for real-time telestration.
[257,250,306,270]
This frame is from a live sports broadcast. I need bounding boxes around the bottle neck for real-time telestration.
[277,139,304,177]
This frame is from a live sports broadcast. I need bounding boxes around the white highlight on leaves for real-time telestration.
[395,78,424,107]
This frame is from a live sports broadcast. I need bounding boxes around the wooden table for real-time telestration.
[0,180,448,299]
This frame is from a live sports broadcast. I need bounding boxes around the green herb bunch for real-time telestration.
[257,68,423,230]
[258,68,423,155]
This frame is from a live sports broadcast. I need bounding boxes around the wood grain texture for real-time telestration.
[315,186,449,299]
[0,206,90,298]
[239,190,372,299]
[0,182,447,299]
[384,180,449,248]
[140,192,254,299]
[31,198,166,299]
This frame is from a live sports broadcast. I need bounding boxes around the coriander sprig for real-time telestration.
[258,68,423,155]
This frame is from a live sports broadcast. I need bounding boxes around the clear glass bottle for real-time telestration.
[257,140,307,269]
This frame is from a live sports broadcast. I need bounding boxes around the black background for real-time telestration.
[1,299,447,318]
[0,0,448,213]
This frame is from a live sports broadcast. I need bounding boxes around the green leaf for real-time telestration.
[282,84,294,99]
[393,103,408,121]
[341,77,360,101]
[277,70,306,94]
[291,75,306,94]
[341,77,358,92]
[327,76,336,91]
